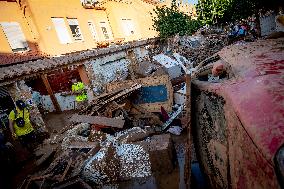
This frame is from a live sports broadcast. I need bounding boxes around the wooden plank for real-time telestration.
[59,159,72,182]
[69,114,125,128]
[184,73,192,189]
[41,74,61,112]
[35,148,56,166]
[78,65,90,85]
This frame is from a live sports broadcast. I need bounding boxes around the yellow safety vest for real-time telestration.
[72,82,88,102]
[9,108,34,136]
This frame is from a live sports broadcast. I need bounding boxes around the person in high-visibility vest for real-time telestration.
[71,79,88,109]
[9,100,35,151]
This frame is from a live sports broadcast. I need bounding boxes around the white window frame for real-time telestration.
[51,17,72,44]
[0,22,29,53]
[67,18,84,41]
[87,20,98,41]
[121,18,135,36]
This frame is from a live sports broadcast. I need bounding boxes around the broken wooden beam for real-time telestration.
[41,74,61,112]
[35,147,56,166]
[161,104,185,131]
[59,159,72,182]
[69,114,125,128]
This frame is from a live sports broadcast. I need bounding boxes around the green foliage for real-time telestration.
[197,0,232,25]
[197,0,282,25]
[151,2,202,39]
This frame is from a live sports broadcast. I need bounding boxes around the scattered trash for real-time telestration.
[69,114,125,128]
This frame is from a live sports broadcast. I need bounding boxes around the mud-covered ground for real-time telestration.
[10,112,208,189]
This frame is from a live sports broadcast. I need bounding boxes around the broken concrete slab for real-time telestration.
[133,60,158,77]
[135,134,174,174]
[152,54,183,79]
[116,143,152,181]
[82,142,120,185]
[69,114,125,128]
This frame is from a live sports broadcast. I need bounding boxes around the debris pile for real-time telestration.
[165,32,228,67]
[18,33,223,188]
[21,62,189,188]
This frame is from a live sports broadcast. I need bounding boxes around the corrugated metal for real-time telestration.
[0,22,29,52]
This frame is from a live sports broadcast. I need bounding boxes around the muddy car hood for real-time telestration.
[196,38,284,163]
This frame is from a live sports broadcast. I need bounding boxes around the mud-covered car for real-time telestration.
[192,38,284,189]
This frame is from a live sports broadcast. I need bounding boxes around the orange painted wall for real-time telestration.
[0,0,195,62]
[104,0,158,41]
[0,1,38,54]
[25,0,114,55]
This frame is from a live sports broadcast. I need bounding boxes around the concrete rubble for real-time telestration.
[15,31,230,189]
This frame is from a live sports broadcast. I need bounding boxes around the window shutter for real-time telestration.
[67,18,79,26]
[88,20,98,40]
[121,19,135,36]
[51,18,72,44]
[0,22,29,52]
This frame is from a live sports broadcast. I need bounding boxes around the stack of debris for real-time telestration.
[21,69,187,189]
[19,32,224,188]
[164,32,227,67]
[22,124,177,188]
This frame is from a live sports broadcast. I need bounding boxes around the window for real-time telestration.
[121,19,135,36]
[0,22,29,52]
[99,22,110,40]
[67,18,83,41]
[51,18,72,44]
[87,21,98,40]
